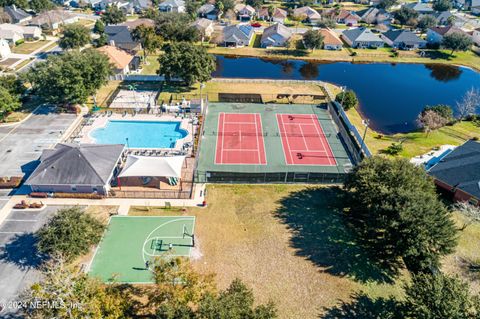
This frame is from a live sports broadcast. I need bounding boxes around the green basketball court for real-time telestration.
[89,216,195,283]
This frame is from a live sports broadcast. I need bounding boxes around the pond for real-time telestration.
[213,55,480,134]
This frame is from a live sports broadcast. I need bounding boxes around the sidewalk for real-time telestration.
[0,183,206,225]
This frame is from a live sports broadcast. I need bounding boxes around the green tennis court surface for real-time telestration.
[89,216,195,283]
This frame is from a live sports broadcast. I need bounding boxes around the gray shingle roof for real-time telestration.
[428,140,480,199]
[382,29,425,44]
[261,23,292,43]
[26,143,124,186]
[223,24,253,42]
[342,27,383,43]
[4,5,31,22]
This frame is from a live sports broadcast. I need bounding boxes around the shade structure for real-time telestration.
[119,155,185,179]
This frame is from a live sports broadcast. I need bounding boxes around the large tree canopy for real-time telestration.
[29,0,55,12]
[101,5,126,25]
[58,23,91,50]
[442,32,473,56]
[26,49,113,105]
[36,207,106,261]
[394,7,419,26]
[154,12,200,42]
[344,157,457,274]
[0,86,21,120]
[131,24,162,60]
[302,30,324,51]
[158,42,215,86]
[404,273,479,319]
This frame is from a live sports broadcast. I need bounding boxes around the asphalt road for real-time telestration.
[0,106,77,178]
[0,205,65,318]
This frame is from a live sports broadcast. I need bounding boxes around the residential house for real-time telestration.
[192,18,214,39]
[257,7,269,20]
[341,27,384,48]
[426,25,467,44]
[198,3,221,20]
[130,0,151,13]
[428,139,480,205]
[29,10,79,30]
[0,39,11,59]
[222,24,254,47]
[119,18,155,29]
[359,7,391,26]
[234,4,256,21]
[0,28,22,44]
[25,143,125,195]
[381,29,427,49]
[324,9,361,26]
[272,8,287,24]
[473,27,480,45]
[105,25,141,51]
[404,2,434,14]
[473,5,480,14]
[260,23,292,47]
[319,28,343,50]
[159,0,185,12]
[0,23,42,41]
[97,45,136,74]
[293,6,321,23]
[4,5,31,24]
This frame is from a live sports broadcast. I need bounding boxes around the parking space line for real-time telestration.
[0,231,24,234]
[5,219,37,222]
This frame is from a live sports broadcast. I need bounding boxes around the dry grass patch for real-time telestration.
[87,80,122,108]
[129,184,406,318]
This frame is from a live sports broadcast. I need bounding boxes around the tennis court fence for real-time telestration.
[194,171,347,184]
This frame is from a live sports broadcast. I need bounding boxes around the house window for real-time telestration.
[468,198,479,206]
[71,185,77,192]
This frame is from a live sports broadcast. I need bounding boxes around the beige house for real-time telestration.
[192,18,214,39]
[29,10,79,30]
[0,39,11,59]
[473,28,480,46]
[97,45,135,75]
[319,28,343,50]
[0,23,41,40]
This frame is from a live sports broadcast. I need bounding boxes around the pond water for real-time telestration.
[213,55,480,134]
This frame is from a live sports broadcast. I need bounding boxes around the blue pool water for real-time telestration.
[91,120,188,148]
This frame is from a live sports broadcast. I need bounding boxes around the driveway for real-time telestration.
[0,205,64,318]
[0,106,77,178]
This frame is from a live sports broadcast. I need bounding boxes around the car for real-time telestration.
[251,22,261,27]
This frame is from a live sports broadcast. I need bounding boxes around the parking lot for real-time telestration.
[0,106,77,178]
[0,205,64,317]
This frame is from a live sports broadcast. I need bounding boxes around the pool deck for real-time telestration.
[76,113,195,151]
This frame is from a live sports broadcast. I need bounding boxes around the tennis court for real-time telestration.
[89,216,195,283]
[215,113,267,165]
[196,103,353,183]
[277,114,336,166]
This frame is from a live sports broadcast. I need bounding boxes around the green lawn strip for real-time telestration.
[11,40,49,54]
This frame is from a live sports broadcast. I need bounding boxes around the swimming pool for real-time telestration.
[90,120,188,148]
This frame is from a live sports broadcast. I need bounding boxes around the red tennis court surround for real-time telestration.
[276,114,336,166]
[215,113,267,165]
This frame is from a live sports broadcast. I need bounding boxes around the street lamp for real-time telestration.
[125,137,129,149]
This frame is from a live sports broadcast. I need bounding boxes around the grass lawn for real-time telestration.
[87,80,122,108]
[208,46,480,73]
[158,80,328,104]
[11,40,49,54]
[76,19,96,27]
[130,184,407,318]
[251,32,262,48]
[140,55,160,75]
[14,58,34,71]
[346,106,480,158]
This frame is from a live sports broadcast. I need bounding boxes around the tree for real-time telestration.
[302,30,324,51]
[433,0,452,11]
[422,104,453,121]
[198,279,277,318]
[29,0,54,12]
[403,273,479,319]
[378,0,397,9]
[246,0,263,9]
[96,33,108,47]
[131,25,162,61]
[58,24,91,50]
[417,109,448,136]
[317,18,336,29]
[442,32,473,56]
[185,0,201,19]
[155,12,200,42]
[394,7,418,26]
[21,256,135,319]
[26,49,112,105]
[93,19,105,34]
[417,15,437,33]
[344,157,457,274]
[335,90,358,110]
[456,88,480,119]
[36,207,105,261]
[0,74,26,97]
[0,86,21,120]
[101,5,126,25]
[216,0,234,12]
[158,42,215,86]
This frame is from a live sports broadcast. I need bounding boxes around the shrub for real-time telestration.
[15,39,25,46]
[53,192,103,199]
[383,142,403,155]
[37,207,106,261]
[335,90,359,110]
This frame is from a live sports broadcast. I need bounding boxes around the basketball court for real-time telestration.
[214,113,267,165]
[89,216,195,283]
[276,114,336,166]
